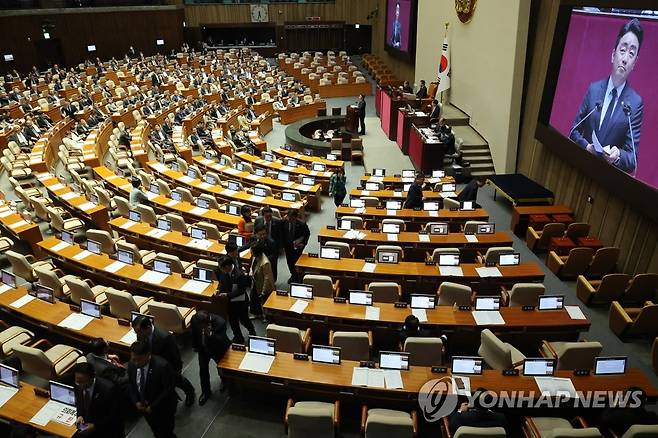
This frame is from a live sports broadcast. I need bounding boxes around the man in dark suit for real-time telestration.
[127,341,178,438]
[403,172,424,209]
[448,389,508,435]
[390,0,402,48]
[132,316,196,407]
[416,80,428,99]
[429,99,441,121]
[569,18,644,175]
[458,177,485,203]
[254,207,283,280]
[86,338,128,389]
[73,362,124,438]
[283,208,310,283]
[62,101,76,119]
[357,94,366,135]
[217,256,256,344]
[190,311,231,405]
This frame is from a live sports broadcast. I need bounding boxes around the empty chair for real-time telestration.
[115,196,131,218]
[428,248,461,263]
[502,283,545,307]
[302,274,340,298]
[539,340,602,370]
[523,416,603,438]
[443,198,460,209]
[6,250,55,283]
[330,331,371,361]
[64,277,109,305]
[116,241,157,266]
[323,241,354,258]
[339,216,363,229]
[463,221,487,234]
[374,245,403,262]
[164,213,187,233]
[565,222,590,240]
[254,184,272,197]
[526,223,566,251]
[265,324,311,354]
[0,323,34,359]
[281,189,301,202]
[154,253,194,274]
[0,236,13,254]
[477,246,514,265]
[437,282,472,306]
[156,179,172,197]
[423,222,449,233]
[285,399,339,438]
[350,139,363,163]
[194,221,221,241]
[34,266,76,300]
[478,329,525,370]
[105,289,153,320]
[13,340,82,381]
[330,138,342,157]
[547,247,594,279]
[621,273,658,305]
[609,301,658,338]
[87,229,119,254]
[381,218,405,232]
[451,427,507,438]
[198,194,219,210]
[361,407,416,438]
[136,205,157,226]
[403,337,445,366]
[47,205,85,234]
[620,425,658,438]
[94,187,117,215]
[147,301,196,334]
[366,282,400,303]
[576,273,631,306]
[586,247,619,278]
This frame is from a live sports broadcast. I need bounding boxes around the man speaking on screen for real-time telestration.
[391,1,402,49]
[569,18,644,174]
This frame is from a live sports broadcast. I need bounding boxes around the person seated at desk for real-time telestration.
[288,92,300,106]
[447,388,509,435]
[429,99,442,121]
[129,176,148,207]
[399,315,436,345]
[245,104,257,121]
[238,205,254,240]
[416,79,428,99]
[458,177,486,203]
[402,81,413,94]
[273,96,285,112]
[596,387,658,436]
[75,118,90,137]
[73,362,125,438]
[403,172,425,209]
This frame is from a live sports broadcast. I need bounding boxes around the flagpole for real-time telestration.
[440,22,449,104]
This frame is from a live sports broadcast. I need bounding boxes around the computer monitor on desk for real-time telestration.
[81,299,101,319]
[117,249,134,265]
[498,253,520,266]
[320,246,341,260]
[428,223,449,235]
[382,222,401,234]
[438,253,460,266]
[153,259,171,275]
[228,233,245,247]
[373,168,385,177]
[248,336,276,356]
[410,294,436,309]
[190,227,206,240]
[349,290,373,306]
[474,296,500,311]
[312,345,341,364]
[2,270,16,288]
[61,230,74,245]
[452,356,483,375]
[0,364,19,388]
[594,357,627,375]
[423,201,439,211]
[377,251,399,264]
[538,295,564,311]
[385,200,402,210]
[379,352,410,370]
[87,240,102,255]
[350,198,365,208]
[290,283,313,300]
[402,170,415,178]
[49,381,76,407]
[156,218,171,231]
[523,358,556,376]
[193,267,213,283]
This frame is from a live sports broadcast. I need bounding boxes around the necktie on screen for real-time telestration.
[601,88,618,131]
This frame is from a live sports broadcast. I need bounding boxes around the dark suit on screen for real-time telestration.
[570,78,643,174]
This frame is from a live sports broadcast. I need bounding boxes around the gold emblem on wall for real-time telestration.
[455,0,477,24]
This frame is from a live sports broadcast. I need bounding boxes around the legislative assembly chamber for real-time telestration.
[0,0,657,437]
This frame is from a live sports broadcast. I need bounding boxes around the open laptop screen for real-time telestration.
[594,357,627,375]
[410,294,436,309]
[248,336,275,356]
[379,351,410,370]
[452,356,483,375]
[348,290,373,306]
[49,381,76,406]
[290,283,313,299]
[311,345,341,364]
[523,358,556,376]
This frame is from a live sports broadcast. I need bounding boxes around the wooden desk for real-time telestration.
[359,175,454,189]
[193,157,322,211]
[29,118,75,173]
[93,166,242,232]
[234,151,333,193]
[350,188,452,203]
[317,228,513,261]
[0,204,43,257]
[0,287,133,354]
[37,174,110,231]
[218,350,657,406]
[318,82,372,98]
[510,205,574,235]
[272,147,345,170]
[279,101,327,125]
[397,109,429,154]
[38,238,225,314]
[335,207,489,232]
[549,237,576,256]
[147,161,308,212]
[409,125,448,174]
[577,237,604,251]
[296,255,545,293]
[0,381,76,437]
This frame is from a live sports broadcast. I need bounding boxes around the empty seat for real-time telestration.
[154,253,194,275]
[477,246,514,265]
[64,277,108,305]
[547,247,594,279]
[523,416,603,438]
[330,331,371,361]
[13,340,82,380]
[621,425,658,438]
[163,213,187,233]
[361,407,416,438]
[302,274,340,298]
[136,205,157,226]
[87,229,119,254]
[266,324,311,354]
[34,266,76,300]
[621,273,658,305]
[147,301,196,334]
[609,301,658,338]
[350,139,363,163]
[116,241,156,266]
[502,283,545,307]
[322,241,353,258]
[586,247,619,278]
[539,340,602,370]
[526,223,566,252]
[194,222,221,241]
[576,273,631,306]
[565,222,590,240]
[366,282,400,303]
[478,329,525,370]
[374,245,403,262]
[437,282,472,306]
[285,399,339,438]
[6,250,55,283]
[403,337,445,366]
[105,289,153,320]
[463,221,487,234]
[0,323,34,358]
[428,248,461,263]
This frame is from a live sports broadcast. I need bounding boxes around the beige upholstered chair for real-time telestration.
[163,213,187,233]
[136,205,157,226]
[609,301,658,338]
[147,301,196,334]
[586,247,619,278]
[366,282,401,303]
[105,289,153,320]
[322,241,354,258]
[174,187,195,203]
[156,179,172,197]
[64,277,108,305]
[285,399,339,438]
[451,427,507,438]
[621,425,658,437]
[502,283,545,307]
[381,218,405,232]
[330,331,371,361]
[539,340,602,370]
[350,139,363,163]
[437,282,472,306]
[6,250,55,283]
[403,337,444,366]
[194,222,221,241]
[361,407,417,438]
[547,247,594,279]
[463,221,487,234]
[523,416,603,438]
[266,324,311,354]
[302,274,340,298]
[478,329,525,370]
[13,340,82,380]
[576,273,630,306]
[47,205,85,233]
[374,245,403,262]
[116,241,156,266]
[87,229,119,254]
[115,196,131,218]
[428,248,461,263]
[0,322,34,358]
[153,253,194,275]
[526,223,566,252]
[621,273,658,305]
[34,266,76,300]
[477,246,514,265]
[338,216,363,229]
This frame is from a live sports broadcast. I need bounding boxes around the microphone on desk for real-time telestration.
[568,102,601,138]
[622,101,637,173]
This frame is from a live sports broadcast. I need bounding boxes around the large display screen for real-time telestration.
[385,0,417,62]
[548,7,658,190]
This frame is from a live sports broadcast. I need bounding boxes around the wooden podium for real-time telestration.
[345,105,359,133]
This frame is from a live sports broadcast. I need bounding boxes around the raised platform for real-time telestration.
[487,174,554,206]
[284,115,358,157]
